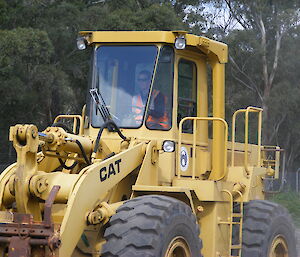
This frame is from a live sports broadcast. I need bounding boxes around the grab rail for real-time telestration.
[231,107,263,175]
[178,117,228,180]
[54,115,84,135]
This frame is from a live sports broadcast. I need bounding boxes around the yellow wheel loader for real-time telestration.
[0,31,297,257]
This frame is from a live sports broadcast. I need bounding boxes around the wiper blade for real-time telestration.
[89,88,128,160]
[90,88,111,122]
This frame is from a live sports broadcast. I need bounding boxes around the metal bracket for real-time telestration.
[0,186,61,257]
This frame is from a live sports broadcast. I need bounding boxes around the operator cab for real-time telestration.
[80,31,226,137]
[79,31,227,180]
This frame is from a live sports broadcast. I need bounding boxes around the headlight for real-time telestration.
[77,36,87,50]
[163,140,175,152]
[175,35,186,50]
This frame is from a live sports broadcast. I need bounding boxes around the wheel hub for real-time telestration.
[269,235,289,257]
[165,236,191,257]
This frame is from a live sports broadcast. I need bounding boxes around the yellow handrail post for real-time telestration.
[231,110,244,167]
[178,121,183,178]
[192,119,197,179]
[231,107,263,175]
[244,108,250,174]
[73,118,78,134]
[257,110,262,166]
[53,115,84,135]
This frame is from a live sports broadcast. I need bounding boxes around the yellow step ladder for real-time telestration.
[219,189,244,257]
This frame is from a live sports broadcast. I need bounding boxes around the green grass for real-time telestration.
[270,191,300,227]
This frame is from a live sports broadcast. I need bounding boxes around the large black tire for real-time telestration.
[242,200,297,257]
[101,195,202,257]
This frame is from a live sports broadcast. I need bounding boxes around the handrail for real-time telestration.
[231,107,262,176]
[261,146,282,179]
[178,117,228,180]
[263,148,285,193]
[54,115,84,135]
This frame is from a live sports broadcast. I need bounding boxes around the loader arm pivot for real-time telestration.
[0,123,147,256]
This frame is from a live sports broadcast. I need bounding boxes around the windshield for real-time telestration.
[91,45,158,128]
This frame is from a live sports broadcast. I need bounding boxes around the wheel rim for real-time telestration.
[165,236,191,257]
[269,235,289,257]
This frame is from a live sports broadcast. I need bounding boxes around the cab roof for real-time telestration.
[79,30,228,64]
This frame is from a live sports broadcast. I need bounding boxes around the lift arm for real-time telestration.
[58,142,146,257]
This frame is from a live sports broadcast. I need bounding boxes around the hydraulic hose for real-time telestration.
[75,139,91,165]
[93,120,128,157]
[57,156,78,170]
[56,139,90,170]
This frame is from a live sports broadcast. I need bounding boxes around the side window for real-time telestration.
[146,46,174,130]
[178,59,197,133]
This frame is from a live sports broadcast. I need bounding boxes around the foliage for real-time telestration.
[1,0,300,175]
[0,0,184,164]
[0,27,74,161]
[271,191,300,227]
[196,0,300,171]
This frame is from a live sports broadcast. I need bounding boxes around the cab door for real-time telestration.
[176,54,210,178]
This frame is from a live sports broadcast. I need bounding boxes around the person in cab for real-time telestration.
[132,70,169,129]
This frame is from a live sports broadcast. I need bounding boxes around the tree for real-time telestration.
[0,27,73,127]
[0,0,186,167]
[224,1,299,144]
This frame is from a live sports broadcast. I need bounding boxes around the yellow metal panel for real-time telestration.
[30,172,79,203]
[173,178,235,201]
[81,31,176,44]
[135,140,158,186]
[131,185,195,213]
[157,151,175,185]
[132,185,190,193]
[199,202,231,257]
[210,61,226,180]
[0,163,16,209]
[59,142,146,257]
[186,34,228,63]
[225,166,266,202]
[79,30,228,63]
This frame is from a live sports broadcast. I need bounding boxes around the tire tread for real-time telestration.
[102,195,202,257]
[241,200,296,257]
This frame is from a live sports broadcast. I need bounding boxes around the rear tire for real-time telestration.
[242,200,297,257]
[101,195,202,257]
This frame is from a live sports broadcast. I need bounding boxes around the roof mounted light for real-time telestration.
[175,35,186,50]
[77,36,87,50]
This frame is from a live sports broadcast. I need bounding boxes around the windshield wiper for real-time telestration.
[89,88,128,160]
[90,88,111,122]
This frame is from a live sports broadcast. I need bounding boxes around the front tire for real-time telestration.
[101,195,202,257]
[242,200,297,257]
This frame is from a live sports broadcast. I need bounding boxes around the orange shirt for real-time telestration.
[132,90,169,129]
